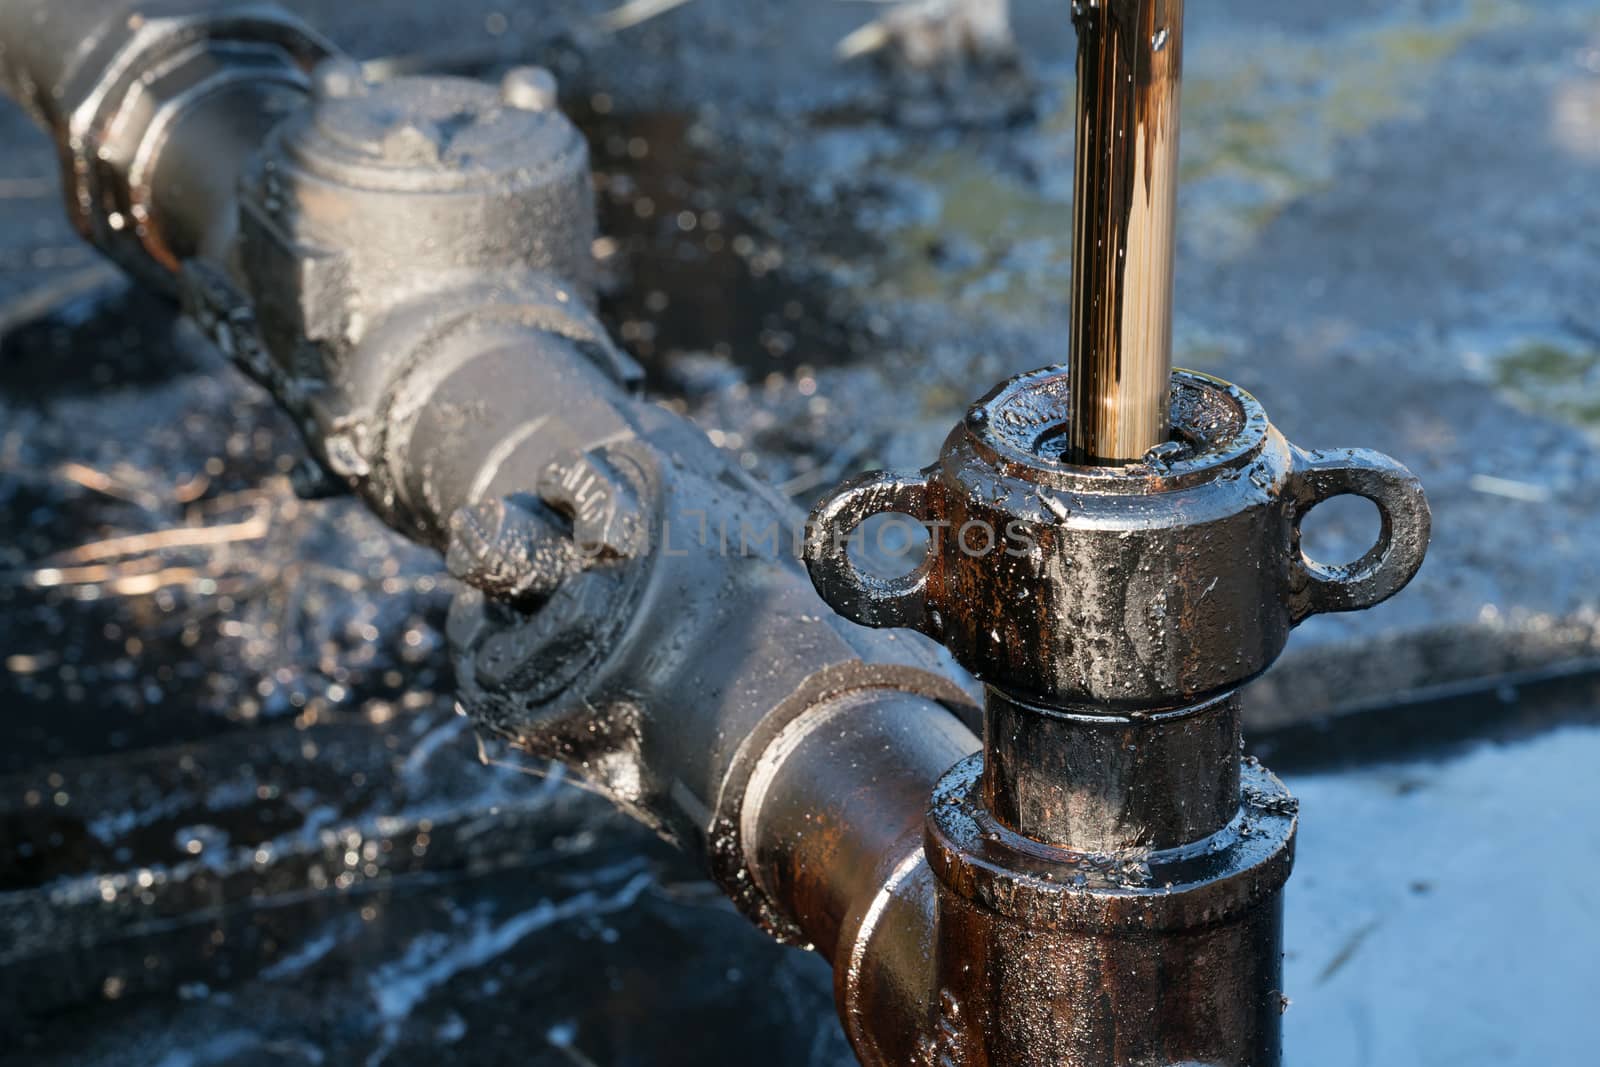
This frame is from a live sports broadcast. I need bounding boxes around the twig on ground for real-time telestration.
[54,461,164,511]
[598,0,695,34]
[52,511,270,565]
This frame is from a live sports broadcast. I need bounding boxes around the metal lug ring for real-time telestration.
[1287,447,1432,621]
[802,470,932,633]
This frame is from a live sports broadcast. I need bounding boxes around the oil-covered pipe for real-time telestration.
[742,690,977,1066]
[0,5,982,1063]
[0,0,329,288]
[1067,0,1183,464]
[0,0,127,128]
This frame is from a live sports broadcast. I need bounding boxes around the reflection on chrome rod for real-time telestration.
[1068,0,1184,465]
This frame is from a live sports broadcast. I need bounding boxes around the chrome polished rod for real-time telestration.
[1067,0,1183,465]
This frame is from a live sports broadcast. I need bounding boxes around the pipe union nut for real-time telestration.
[803,368,1431,708]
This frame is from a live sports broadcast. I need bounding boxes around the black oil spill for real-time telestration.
[0,280,199,403]
[568,100,859,388]
[0,476,232,779]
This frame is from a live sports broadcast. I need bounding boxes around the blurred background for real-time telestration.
[2,0,1599,1063]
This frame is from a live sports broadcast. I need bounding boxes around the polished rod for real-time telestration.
[1068,0,1183,464]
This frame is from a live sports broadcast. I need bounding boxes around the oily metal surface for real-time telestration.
[3,7,1410,1060]
[982,688,1240,852]
[1,1,1596,1064]
[0,8,980,1066]
[803,326,1422,1062]
[923,754,1295,1066]
[9,0,1597,720]
[0,0,331,285]
[805,367,1431,707]
[1067,0,1183,464]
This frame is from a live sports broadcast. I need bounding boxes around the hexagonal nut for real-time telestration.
[311,56,368,101]
[500,67,559,112]
[381,119,443,165]
[56,7,329,285]
[537,451,647,560]
[446,495,583,604]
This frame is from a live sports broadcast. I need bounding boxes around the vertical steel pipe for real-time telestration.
[1067,0,1184,465]
[982,688,1241,852]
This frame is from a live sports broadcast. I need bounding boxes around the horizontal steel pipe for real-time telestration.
[0,0,329,286]
[0,6,981,1062]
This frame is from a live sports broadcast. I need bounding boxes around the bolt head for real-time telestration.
[446,497,576,603]
[538,451,644,560]
[500,66,559,112]
[381,119,442,164]
[311,56,368,101]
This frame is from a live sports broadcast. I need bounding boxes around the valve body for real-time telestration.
[805,367,1430,1064]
